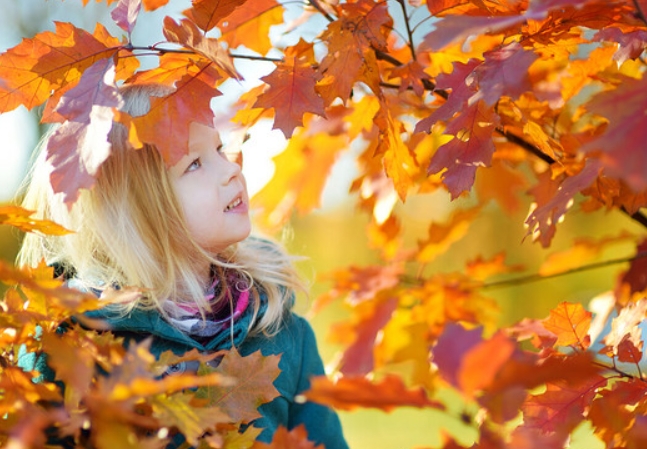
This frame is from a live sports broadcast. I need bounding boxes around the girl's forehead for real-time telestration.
[188,122,222,153]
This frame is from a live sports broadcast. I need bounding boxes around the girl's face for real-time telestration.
[168,123,251,253]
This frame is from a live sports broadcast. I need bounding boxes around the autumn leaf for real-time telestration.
[254,40,325,138]
[111,0,142,36]
[542,302,592,349]
[0,205,71,235]
[162,17,241,80]
[302,374,444,412]
[428,100,499,198]
[195,348,281,423]
[0,22,119,113]
[615,240,647,301]
[126,65,221,165]
[525,159,602,247]
[522,375,607,433]
[182,0,246,32]
[251,425,322,449]
[218,0,283,55]
[581,76,647,192]
[417,207,480,263]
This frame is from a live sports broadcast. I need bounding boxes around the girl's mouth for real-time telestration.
[224,197,242,211]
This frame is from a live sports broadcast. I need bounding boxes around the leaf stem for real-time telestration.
[396,0,417,61]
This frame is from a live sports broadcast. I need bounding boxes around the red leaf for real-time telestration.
[428,101,498,198]
[472,42,537,106]
[254,40,325,138]
[616,240,647,298]
[522,375,607,433]
[433,323,483,388]
[421,15,526,51]
[303,375,444,412]
[414,59,481,133]
[593,27,647,64]
[111,0,142,35]
[525,159,602,247]
[338,297,398,376]
[581,76,647,192]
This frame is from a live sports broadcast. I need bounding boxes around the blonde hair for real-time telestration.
[17,83,304,335]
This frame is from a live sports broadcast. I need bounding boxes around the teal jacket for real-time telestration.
[19,304,349,449]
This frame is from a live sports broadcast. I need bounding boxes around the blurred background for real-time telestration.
[0,1,643,448]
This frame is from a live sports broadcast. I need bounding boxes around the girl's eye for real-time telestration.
[186,158,202,173]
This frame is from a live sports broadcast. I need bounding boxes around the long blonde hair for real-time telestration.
[17,83,304,335]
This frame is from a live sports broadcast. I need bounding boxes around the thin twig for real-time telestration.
[308,0,335,22]
[396,0,417,61]
[480,251,647,290]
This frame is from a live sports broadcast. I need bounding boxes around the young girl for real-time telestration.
[17,83,348,449]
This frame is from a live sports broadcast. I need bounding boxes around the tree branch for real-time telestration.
[307,0,335,22]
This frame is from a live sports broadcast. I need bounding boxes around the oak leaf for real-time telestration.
[542,301,592,349]
[303,374,443,412]
[111,0,141,35]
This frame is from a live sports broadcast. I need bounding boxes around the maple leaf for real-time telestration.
[593,27,647,64]
[522,375,607,433]
[525,159,602,247]
[616,240,647,300]
[428,101,499,199]
[194,348,281,423]
[432,323,483,388]
[126,64,221,165]
[254,40,325,138]
[417,206,480,263]
[581,76,647,192]
[542,301,592,349]
[0,205,71,235]
[217,0,283,55]
[0,22,119,113]
[111,0,142,36]
[374,101,418,200]
[303,374,444,412]
[471,42,537,106]
[317,0,392,103]
[386,61,431,97]
[182,0,245,32]
[152,392,230,446]
[162,17,241,80]
[250,117,346,230]
[46,57,122,206]
[421,15,526,51]
[338,297,398,376]
[251,425,322,449]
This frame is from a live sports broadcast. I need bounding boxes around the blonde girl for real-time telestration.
[17,83,348,449]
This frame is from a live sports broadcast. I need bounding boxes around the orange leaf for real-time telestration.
[542,302,592,349]
[252,425,322,449]
[416,207,480,263]
[182,0,246,33]
[303,374,444,412]
[218,0,283,55]
[0,205,71,236]
[254,40,324,138]
[0,22,118,113]
[126,63,221,165]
